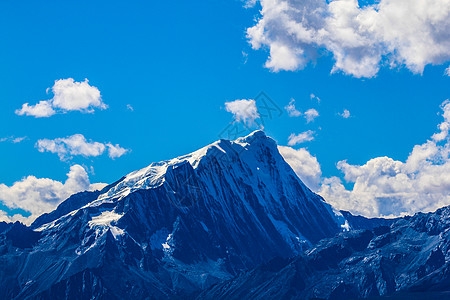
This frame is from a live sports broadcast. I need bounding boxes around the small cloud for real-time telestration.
[287,130,315,146]
[12,136,27,143]
[310,93,320,103]
[244,0,257,8]
[0,136,27,144]
[304,108,319,123]
[242,51,249,64]
[445,66,450,76]
[225,99,260,126]
[284,99,302,117]
[16,78,106,118]
[126,104,134,111]
[107,143,129,159]
[36,134,128,161]
[339,109,351,119]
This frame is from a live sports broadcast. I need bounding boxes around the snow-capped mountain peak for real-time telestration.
[12,131,346,298]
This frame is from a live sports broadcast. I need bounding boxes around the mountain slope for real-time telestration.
[198,206,450,300]
[0,130,345,299]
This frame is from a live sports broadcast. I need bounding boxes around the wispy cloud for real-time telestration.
[284,99,302,117]
[287,130,315,146]
[310,93,320,103]
[16,78,107,118]
[36,134,129,161]
[0,136,27,143]
[242,51,249,64]
[445,66,450,76]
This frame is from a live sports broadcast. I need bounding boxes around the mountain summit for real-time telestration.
[1,131,345,298]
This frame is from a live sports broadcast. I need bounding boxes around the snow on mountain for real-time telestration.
[0,130,346,299]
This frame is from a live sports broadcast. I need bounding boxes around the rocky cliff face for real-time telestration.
[199,206,450,300]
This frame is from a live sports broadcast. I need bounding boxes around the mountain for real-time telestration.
[198,206,450,300]
[0,130,346,299]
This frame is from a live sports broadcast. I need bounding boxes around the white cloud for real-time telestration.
[288,130,315,146]
[126,104,134,111]
[242,51,249,64]
[319,99,450,217]
[304,108,319,123]
[445,66,450,76]
[279,146,322,191]
[16,78,106,118]
[0,165,106,225]
[246,0,450,78]
[310,93,321,103]
[225,99,260,126]
[16,101,56,118]
[340,109,351,118]
[107,143,129,159]
[279,99,450,218]
[285,99,302,117]
[0,136,27,143]
[36,134,128,161]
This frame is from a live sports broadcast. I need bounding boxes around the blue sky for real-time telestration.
[1,0,450,223]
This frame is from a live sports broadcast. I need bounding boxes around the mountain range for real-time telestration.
[0,131,449,299]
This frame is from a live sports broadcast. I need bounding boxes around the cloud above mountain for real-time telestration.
[282,99,450,218]
[0,165,106,224]
[225,99,260,126]
[16,78,106,117]
[36,134,128,161]
[288,130,315,146]
[278,146,322,191]
[246,0,450,78]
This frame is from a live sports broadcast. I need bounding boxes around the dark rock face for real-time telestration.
[198,206,450,300]
[340,210,397,230]
[0,131,344,299]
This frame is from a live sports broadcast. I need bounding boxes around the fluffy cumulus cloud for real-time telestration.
[225,99,260,126]
[288,130,315,146]
[36,134,128,161]
[0,165,107,224]
[246,0,450,78]
[280,100,450,217]
[16,78,106,117]
[279,146,322,191]
[304,108,319,123]
[284,99,450,218]
[285,99,302,117]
